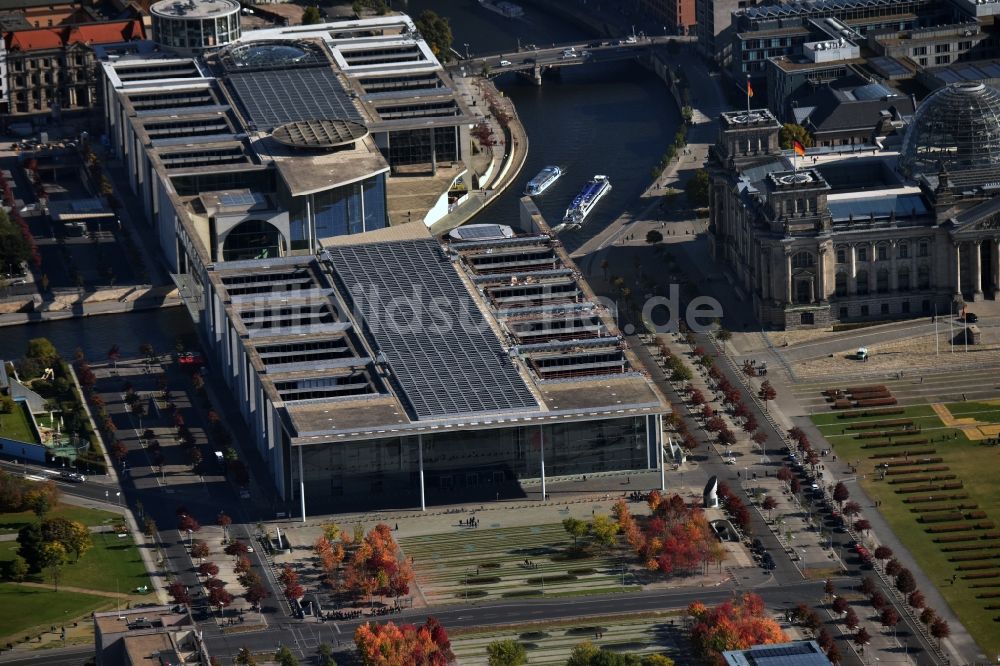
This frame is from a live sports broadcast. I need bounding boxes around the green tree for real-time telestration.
[779,123,814,150]
[275,645,299,666]
[486,638,527,666]
[567,641,601,666]
[685,169,710,208]
[416,10,453,62]
[646,230,663,244]
[5,554,28,582]
[302,6,322,24]
[40,541,67,591]
[26,337,59,368]
[316,643,338,666]
[0,209,31,275]
[562,517,589,545]
[589,515,619,548]
[640,656,675,666]
[16,522,44,572]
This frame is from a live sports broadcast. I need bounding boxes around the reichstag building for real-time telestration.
[708,81,1000,329]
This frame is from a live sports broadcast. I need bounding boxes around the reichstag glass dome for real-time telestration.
[899,82,1000,179]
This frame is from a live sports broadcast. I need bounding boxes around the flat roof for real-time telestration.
[326,238,539,420]
[150,0,239,19]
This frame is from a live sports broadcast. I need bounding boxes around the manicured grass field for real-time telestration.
[400,523,643,605]
[0,583,111,643]
[0,532,148,594]
[0,402,38,444]
[813,401,1000,657]
[0,503,120,534]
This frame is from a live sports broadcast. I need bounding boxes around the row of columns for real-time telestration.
[297,416,668,521]
[953,239,1000,299]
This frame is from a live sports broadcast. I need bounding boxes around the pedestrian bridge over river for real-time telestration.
[448,35,695,85]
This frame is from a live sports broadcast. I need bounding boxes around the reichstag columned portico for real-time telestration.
[708,81,1000,329]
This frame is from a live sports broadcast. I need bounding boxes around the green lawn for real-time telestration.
[0,403,38,444]
[0,583,111,642]
[0,503,120,535]
[813,401,1000,657]
[0,532,148,594]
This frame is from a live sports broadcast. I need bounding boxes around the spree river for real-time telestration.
[0,0,679,359]
[402,0,680,249]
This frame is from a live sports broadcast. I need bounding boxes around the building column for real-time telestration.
[539,426,547,502]
[298,447,306,523]
[994,239,1000,299]
[890,241,898,292]
[785,250,793,304]
[954,242,962,298]
[974,240,984,301]
[418,435,426,512]
[816,248,825,302]
[849,245,857,295]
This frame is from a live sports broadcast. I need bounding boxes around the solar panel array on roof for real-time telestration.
[455,225,507,240]
[851,82,896,101]
[930,61,1000,84]
[828,193,927,222]
[227,69,363,132]
[327,239,538,420]
[869,56,911,79]
[744,0,915,19]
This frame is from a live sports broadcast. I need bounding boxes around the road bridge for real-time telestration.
[449,35,695,85]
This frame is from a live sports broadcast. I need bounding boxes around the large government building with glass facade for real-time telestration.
[97,7,669,515]
[708,81,1000,329]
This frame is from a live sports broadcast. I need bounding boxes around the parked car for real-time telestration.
[966,311,979,323]
[59,471,86,483]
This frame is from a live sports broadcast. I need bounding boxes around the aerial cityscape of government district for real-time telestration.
[4,0,1000,663]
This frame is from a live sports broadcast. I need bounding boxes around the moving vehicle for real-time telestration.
[59,471,86,483]
[966,311,979,323]
[563,175,611,225]
[625,35,637,44]
[499,59,512,66]
[524,165,563,196]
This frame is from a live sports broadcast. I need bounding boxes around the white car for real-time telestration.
[625,36,637,44]
[499,59,512,67]
[724,458,737,465]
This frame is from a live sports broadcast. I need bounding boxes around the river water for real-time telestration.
[403,0,680,250]
[0,0,679,359]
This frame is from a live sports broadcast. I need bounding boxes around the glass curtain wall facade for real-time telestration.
[286,173,387,249]
[152,13,241,51]
[386,127,459,167]
[297,417,649,512]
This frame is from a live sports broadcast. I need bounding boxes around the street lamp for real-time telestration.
[464,42,470,59]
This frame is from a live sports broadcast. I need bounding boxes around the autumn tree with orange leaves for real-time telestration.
[688,593,788,665]
[614,494,726,576]
[344,524,414,604]
[354,616,455,666]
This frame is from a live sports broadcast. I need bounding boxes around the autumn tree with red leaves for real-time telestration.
[688,593,787,665]
[354,616,455,666]
[344,524,413,603]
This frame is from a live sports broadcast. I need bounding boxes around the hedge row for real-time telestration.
[968,511,989,520]
[927,524,977,534]
[919,512,964,523]
[934,535,978,543]
[970,583,1000,588]
[832,399,853,410]
[957,563,1000,571]
[838,408,905,418]
[976,593,1000,598]
[824,385,886,396]
[897,485,948,494]
[889,476,934,485]
[886,466,949,475]
[962,572,1000,579]
[904,493,969,504]
[858,397,897,407]
[856,427,919,439]
[911,504,963,514]
[869,451,938,460]
[942,543,999,553]
[948,553,1000,563]
[847,419,913,430]
[862,438,930,449]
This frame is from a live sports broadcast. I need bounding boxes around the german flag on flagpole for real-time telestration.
[793,140,807,157]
